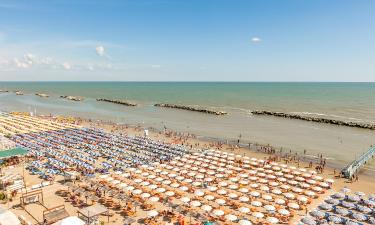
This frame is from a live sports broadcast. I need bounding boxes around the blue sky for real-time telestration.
[0,0,374,81]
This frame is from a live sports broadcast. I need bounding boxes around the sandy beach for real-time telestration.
[0,114,374,225]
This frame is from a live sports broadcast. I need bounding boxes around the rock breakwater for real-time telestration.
[154,103,227,115]
[251,110,375,130]
[60,96,84,101]
[96,98,137,106]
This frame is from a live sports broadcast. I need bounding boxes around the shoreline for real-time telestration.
[71,115,375,185]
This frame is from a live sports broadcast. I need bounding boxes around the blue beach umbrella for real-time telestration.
[301,216,317,225]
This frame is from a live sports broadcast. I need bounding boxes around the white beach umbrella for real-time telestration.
[201,205,212,212]
[149,184,158,190]
[239,188,249,193]
[225,214,237,221]
[267,217,279,224]
[179,186,189,191]
[217,189,227,195]
[162,180,172,185]
[132,189,142,195]
[194,190,205,197]
[156,187,166,193]
[278,209,290,216]
[253,212,264,218]
[141,193,151,198]
[165,191,175,197]
[229,184,238,190]
[170,183,180,188]
[251,201,262,207]
[215,199,226,205]
[180,197,190,203]
[238,220,252,225]
[202,195,213,201]
[239,196,249,202]
[213,209,224,216]
[239,207,250,213]
[275,198,286,205]
[228,193,238,199]
[208,186,218,192]
[190,200,201,207]
[251,191,260,197]
[288,202,300,209]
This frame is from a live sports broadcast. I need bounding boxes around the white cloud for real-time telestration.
[151,64,161,68]
[62,62,71,70]
[95,45,105,56]
[251,37,262,43]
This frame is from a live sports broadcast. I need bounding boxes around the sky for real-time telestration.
[0,0,374,81]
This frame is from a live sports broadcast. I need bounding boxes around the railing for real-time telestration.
[341,146,375,178]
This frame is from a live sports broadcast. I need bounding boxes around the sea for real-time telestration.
[1,82,375,175]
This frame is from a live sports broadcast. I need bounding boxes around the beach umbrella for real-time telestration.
[284,192,295,199]
[230,177,239,182]
[180,197,190,203]
[250,183,259,188]
[225,214,237,221]
[251,191,260,197]
[342,201,356,209]
[288,202,300,210]
[347,195,360,202]
[208,186,218,191]
[272,189,282,195]
[326,198,340,205]
[302,216,317,225]
[179,186,188,191]
[219,181,228,187]
[125,186,134,191]
[239,196,249,202]
[298,196,308,203]
[228,193,238,199]
[170,183,180,188]
[215,199,226,205]
[229,184,238,190]
[253,212,264,218]
[147,210,158,217]
[356,205,371,213]
[341,187,351,193]
[260,186,270,192]
[149,184,158,190]
[352,213,367,221]
[319,203,333,211]
[251,201,262,207]
[190,200,201,207]
[141,181,150,186]
[312,186,323,192]
[194,190,205,197]
[264,205,276,211]
[310,210,325,218]
[165,191,175,197]
[176,176,184,181]
[204,177,213,182]
[267,217,279,224]
[205,195,215,201]
[156,187,166,193]
[213,209,225,216]
[336,208,349,216]
[132,189,142,195]
[262,194,273,201]
[275,198,286,205]
[238,220,252,225]
[201,205,212,212]
[305,191,316,197]
[239,188,249,193]
[192,181,201,187]
[239,207,250,213]
[278,209,290,216]
[217,189,227,195]
[328,215,343,223]
[141,193,151,198]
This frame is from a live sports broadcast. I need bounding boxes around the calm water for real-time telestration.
[1,82,375,173]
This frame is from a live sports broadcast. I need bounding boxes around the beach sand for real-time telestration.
[1,116,374,225]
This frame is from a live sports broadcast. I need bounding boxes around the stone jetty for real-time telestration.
[154,103,227,115]
[0,90,8,93]
[60,95,84,101]
[251,110,375,130]
[35,93,49,98]
[96,98,137,106]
